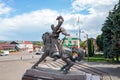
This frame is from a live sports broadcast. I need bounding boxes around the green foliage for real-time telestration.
[96,34,103,51]
[88,38,94,57]
[32,41,43,46]
[0,51,2,54]
[80,41,86,48]
[101,0,120,62]
[0,41,7,44]
[9,50,17,53]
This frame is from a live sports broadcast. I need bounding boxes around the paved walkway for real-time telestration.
[80,61,120,80]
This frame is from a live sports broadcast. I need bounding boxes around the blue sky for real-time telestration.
[4,0,72,16]
[0,0,119,41]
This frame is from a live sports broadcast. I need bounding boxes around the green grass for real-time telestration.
[84,54,107,62]
[84,54,120,63]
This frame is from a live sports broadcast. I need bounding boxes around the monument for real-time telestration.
[22,16,85,80]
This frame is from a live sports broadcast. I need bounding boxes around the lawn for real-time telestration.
[84,54,107,62]
[84,54,120,63]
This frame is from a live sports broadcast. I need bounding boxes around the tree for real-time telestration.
[88,38,94,57]
[96,34,103,51]
[110,2,120,62]
[80,41,86,49]
[32,41,44,46]
[101,0,120,62]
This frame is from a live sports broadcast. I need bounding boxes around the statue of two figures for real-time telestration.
[32,16,84,74]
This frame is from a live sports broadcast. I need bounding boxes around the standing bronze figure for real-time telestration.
[32,16,84,74]
[50,16,70,60]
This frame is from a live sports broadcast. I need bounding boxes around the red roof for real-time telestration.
[0,43,15,50]
[24,41,32,44]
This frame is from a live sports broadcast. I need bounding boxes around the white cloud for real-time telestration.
[0,0,119,41]
[72,0,118,12]
[0,2,12,15]
[71,0,119,40]
[0,9,83,40]
[0,9,60,40]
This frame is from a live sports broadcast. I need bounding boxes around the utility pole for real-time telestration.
[77,17,81,48]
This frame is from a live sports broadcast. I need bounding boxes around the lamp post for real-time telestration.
[82,31,89,61]
[86,34,89,61]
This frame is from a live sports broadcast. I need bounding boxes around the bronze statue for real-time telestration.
[32,16,84,74]
[50,16,70,60]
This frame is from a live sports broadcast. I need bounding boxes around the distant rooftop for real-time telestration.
[24,41,32,44]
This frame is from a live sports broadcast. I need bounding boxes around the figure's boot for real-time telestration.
[59,64,67,71]
[63,63,74,74]
[31,62,38,69]
[53,56,58,61]
[31,65,37,69]
[63,69,68,74]
[31,53,47,69]
[60,67,64,71]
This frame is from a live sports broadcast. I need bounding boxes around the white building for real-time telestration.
[23,41,33,52]
[11,41,33,52]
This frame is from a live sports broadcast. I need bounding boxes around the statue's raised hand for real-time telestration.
[56,16,64,22]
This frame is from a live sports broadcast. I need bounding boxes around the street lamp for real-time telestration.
[81,31,89,61]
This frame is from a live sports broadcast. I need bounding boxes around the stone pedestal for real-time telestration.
[22,67,86,80]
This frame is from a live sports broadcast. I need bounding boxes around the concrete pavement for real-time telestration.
[80,62,120,80]
[0,60,33,80]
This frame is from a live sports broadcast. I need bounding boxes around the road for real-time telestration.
[0,51,41,80]
[0,51,41,62]
[0,52,120,80]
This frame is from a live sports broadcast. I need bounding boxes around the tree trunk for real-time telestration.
[112,56,114,62]
[116,53,119,62]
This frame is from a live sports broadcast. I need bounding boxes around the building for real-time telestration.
[63,36,80,48]
[24,41,33,52]
[0,43,15,51]
[10,41,33,53]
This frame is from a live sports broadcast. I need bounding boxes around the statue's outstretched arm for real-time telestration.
[61,27,70,36]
